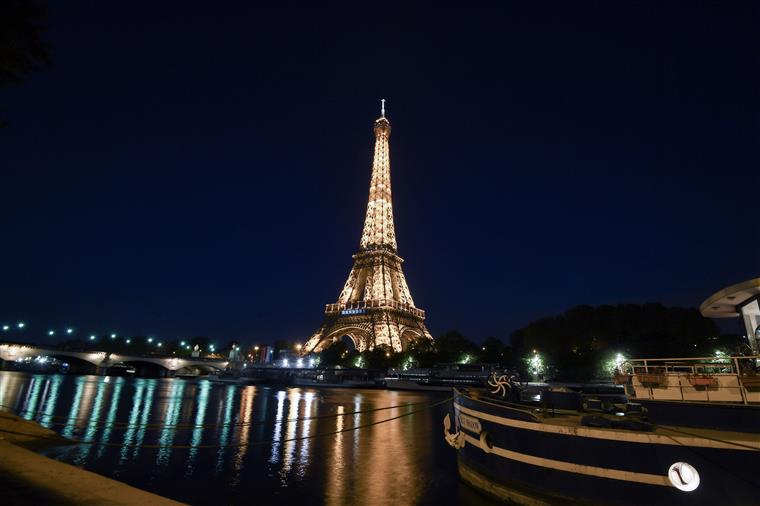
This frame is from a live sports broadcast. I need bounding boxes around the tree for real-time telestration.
[434,330,479,363]
[480,336,507,365]
[510,303,720,380]
[319,341,349,367]
[0,1,52,126]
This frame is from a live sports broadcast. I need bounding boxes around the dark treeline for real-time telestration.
[509,303,740,380]
[317,303,741,380]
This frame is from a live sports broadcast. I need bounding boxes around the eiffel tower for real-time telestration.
[304,101,433,353]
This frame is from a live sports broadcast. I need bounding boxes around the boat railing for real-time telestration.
[620,355,760,404]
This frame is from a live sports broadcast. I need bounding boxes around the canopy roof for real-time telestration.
[700,277,760,318]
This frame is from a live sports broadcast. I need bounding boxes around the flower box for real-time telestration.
[687,375,716,389]
[636,373,666,388]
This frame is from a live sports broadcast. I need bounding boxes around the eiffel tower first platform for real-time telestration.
[304,102,433,354]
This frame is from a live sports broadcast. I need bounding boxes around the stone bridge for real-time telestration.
[0,343,229,375]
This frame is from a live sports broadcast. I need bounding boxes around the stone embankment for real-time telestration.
[0,411,187,505]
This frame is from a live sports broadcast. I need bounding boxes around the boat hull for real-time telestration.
[448,389,760,505]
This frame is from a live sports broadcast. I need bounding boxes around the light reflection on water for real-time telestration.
[0,371,496,506]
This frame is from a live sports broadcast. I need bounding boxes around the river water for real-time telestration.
[0,371,497,506]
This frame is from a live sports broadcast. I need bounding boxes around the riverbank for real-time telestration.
[0,411,187,506]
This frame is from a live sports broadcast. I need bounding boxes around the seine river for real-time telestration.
[0,371,497,506]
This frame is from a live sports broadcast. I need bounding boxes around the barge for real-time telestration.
[444,356,760,505]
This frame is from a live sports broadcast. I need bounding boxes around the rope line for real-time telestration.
[657,425,760,452]
[5,396,452,450]
[0,399,433,430]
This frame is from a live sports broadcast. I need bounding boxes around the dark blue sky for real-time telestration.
[2,3,758,345]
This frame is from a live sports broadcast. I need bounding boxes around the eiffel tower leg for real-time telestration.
[304,326,327,354]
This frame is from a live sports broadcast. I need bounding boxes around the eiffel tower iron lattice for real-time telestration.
[303,103,433,354]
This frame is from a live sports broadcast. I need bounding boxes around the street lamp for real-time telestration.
[17,322,25,329]
[110,334,116,339]
[89,335,96,340]
[147,337,153,343]
[180,341,186,346]
[254,345,260,351]
[48,330,55,336]
[157,342,163,347]
[66,328,73,334]
[295,343,303,351]
[126,339,131,344]
[2,325,9,331]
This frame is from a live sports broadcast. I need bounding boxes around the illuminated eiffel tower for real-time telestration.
[304,101,433,353]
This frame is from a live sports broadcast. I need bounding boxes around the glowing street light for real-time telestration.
[126,339,131,344]
[2,325,9,331]
[110,334,116,339]
[17,322,25,329]
[89,335,96,340]
[66,328,73,334]
[254,345,260,351]
[180,341,186,346]
[157,342,163,347]
[147,337,153,343]
[295,343,303,351]
[48,330,55,336]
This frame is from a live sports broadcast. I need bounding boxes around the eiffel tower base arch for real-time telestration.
[305,309,431,353]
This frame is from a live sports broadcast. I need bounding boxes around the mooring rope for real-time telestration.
[657,424,760,452]
[0,396,453,450]
[0,399,433,430]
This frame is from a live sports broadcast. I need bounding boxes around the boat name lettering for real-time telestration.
[459,413,481,434]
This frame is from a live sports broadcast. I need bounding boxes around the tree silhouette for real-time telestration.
[0,0,51,127]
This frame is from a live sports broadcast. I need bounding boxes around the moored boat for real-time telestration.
[444,368,760,505]
[386,363,508,392]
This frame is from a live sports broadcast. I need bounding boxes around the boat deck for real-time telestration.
[460,390,760,450]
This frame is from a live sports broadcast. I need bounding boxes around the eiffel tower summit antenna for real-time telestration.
[303,105,433,354]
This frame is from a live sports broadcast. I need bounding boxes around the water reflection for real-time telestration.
[186,380,210,475]
[0,371,488,506]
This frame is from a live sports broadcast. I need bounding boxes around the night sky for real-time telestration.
[2,3,758,345]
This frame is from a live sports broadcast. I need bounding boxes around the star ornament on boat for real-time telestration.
[488,372,511,397]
